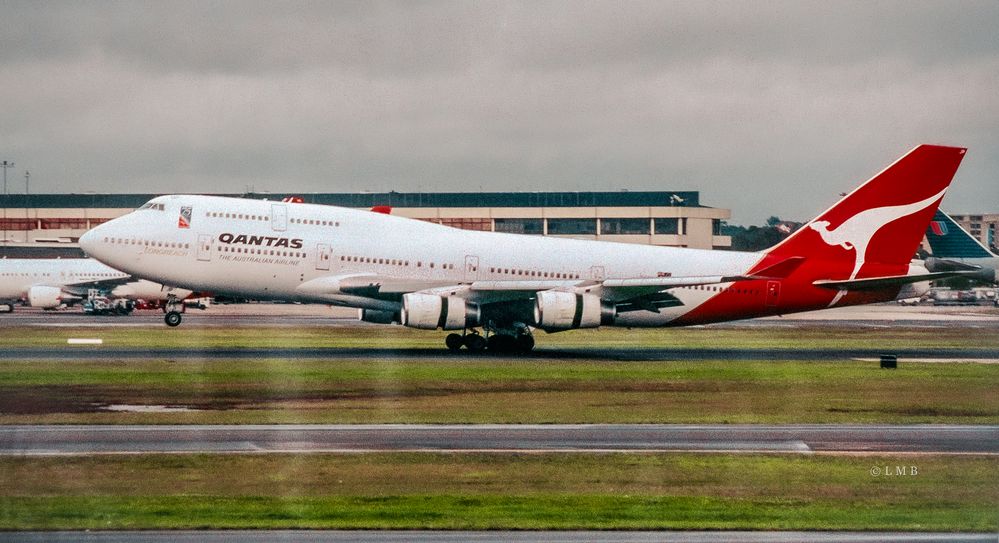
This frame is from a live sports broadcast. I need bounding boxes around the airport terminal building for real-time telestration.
[0,191,732,256]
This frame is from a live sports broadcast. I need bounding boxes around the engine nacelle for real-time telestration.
[27,285,63,308]
[533,291,615,330]
[401,293,480,330]
[359,308,398,324]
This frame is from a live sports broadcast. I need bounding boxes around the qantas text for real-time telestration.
[218,233,304,249]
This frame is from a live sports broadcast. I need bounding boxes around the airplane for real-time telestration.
[79,144,969,351]
[0,257,194,314]
[923,209,998,284]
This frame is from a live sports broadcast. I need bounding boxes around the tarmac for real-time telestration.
[2,424,996,455]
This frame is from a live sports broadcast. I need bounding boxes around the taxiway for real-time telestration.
[2,424,995,455]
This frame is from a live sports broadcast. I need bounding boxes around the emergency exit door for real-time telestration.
[197,234,213,262]
[464,255,479,282]
[766,281,781,307]
[271,204,287,232]
[316,243,331,271]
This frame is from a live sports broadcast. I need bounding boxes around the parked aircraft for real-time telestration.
[923,209,998,284]
[80,145,968,351]
[0,258,194,314]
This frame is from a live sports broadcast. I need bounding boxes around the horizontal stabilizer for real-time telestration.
[923,257,982,272]
[813,271,974,291]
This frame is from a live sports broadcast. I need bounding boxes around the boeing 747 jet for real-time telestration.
[80,145,969,351]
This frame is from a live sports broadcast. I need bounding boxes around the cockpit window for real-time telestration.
[138,202,166,211]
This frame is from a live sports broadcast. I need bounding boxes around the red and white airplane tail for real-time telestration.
[755,145,966,284]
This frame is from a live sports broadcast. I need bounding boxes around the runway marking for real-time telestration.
[66,338,103,344]
[852,357,999,364]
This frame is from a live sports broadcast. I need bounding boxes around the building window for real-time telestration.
[600,218,649,235]
[0,219,35,231]
[439,218,492,231]
[40,218,87,229]
[712,219,723,236]
[654,218,679,235]
[548,218,597,235]
[494,218,543,235]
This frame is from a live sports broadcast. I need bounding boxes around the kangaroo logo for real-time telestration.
[808,187,947,306]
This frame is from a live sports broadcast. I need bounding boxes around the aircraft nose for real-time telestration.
[79,225,104,258]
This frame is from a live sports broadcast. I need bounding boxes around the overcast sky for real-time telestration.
[2,1,997,223]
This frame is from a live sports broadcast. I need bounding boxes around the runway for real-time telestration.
[2,424,996,455]
[6,345,999,361]
[0,531,991,542]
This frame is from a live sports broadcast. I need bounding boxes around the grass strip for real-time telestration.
[1,359,995,424]
[0,495,992,531]
[1,453,995,530]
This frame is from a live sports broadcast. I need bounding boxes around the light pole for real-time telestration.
[1,160,14,244]
[24,171,30,243]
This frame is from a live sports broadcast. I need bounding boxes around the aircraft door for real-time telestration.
[464,255,479,282]
[765,280,780,307]
[197,234,213,262]
[316,243,331,271]
[590,266,605,280]
[271,204,287,232]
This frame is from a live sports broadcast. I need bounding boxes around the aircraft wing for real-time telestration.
[299,256,805,312]
[298,272,761,312]
[57,276,135,298]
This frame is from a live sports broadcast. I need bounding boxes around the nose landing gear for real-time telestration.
[163,295,184,327]
[164,311,182,327]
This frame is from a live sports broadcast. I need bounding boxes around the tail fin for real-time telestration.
[757,145,967,280]
[925,209,996,258]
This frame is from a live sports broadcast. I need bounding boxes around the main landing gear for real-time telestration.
[445,326,535,354]
[163,295,183,327]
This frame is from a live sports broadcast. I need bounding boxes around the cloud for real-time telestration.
[1,1,996,222]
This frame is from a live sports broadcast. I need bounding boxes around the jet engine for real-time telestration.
[401,293,480,330]
[359,308,398,324]
[27,285,62,308]
[533,291,615,330]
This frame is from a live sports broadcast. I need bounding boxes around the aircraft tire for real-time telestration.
[464,333,487,353]
[164,311,182,327]
[515,334,535,353]
[487,334,517,353]
[445,333,464,352]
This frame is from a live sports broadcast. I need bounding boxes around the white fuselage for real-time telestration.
[0,258,188,306]
[80,195,763,326]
